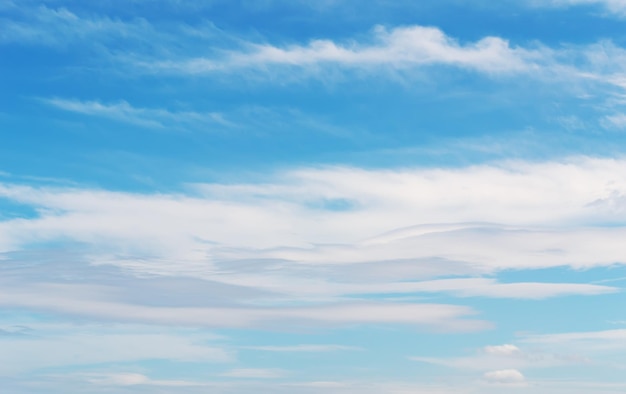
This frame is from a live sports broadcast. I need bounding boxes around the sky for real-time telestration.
[2,0,626,392]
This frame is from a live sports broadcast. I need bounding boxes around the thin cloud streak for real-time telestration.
[0,283,491,331]
[0,329,232,375]
[0,5,151,47]
[532,0,626,17]
[241,344,362,352]
[43,98,233,129]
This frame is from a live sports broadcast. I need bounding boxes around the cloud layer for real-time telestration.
[0,157,624,333]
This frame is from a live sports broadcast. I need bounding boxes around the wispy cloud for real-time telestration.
[220,368,286,379]
[0,282,490,331]
[411,328,626,383]
[0,5,150,47]
[241,344,361,352]
[41,98,362,139]
[411,343,584,372]
[601,113,626,129]
[531,0,626,17]
[521,328,626,346]
[7,2,626,104]
[483,369,526,385]
[43,98,232,130]
[0,323,232,375]
[80,373,204,387]
[0,3,233,59]
[146,25,540,76]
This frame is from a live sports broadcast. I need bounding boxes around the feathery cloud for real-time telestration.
[43,98,232,129]
[147,25,539,76]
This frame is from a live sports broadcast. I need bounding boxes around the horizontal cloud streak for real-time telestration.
[533,0,626,17]
[43,98,232,129]
[0,324,232,375]
[0,5,151,47]
[147,25,539,75]
[0,284,490,331]
[241,344,361,352]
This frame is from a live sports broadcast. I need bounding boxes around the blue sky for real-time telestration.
[2,0,626,392]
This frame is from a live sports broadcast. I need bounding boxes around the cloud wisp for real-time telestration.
[43,98,232,130]
[530,0,626,17]
[411,343,583,372]
[7,2,626,105]
[241,344,362,352]
[0,5,152,47]
[0,323,232,376]
[145,25,541,76]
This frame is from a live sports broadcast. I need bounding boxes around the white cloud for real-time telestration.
[6,1,626,107]
[602,113,626,129]
[483,369,525,384]
[409,350,576,371]
[86,373,150,386]
[148,25,539,76]
[4,157,626,251]
[0,160,624,283]
[82,372,206,387]
[42,100,357,139]
[0,3,226,50]
[221,368,286,379]
[411,345,576,372]
[0,157,624,332]
[117,18,626,103]
[484,344,522,356]
[0,5,150,47]
[412,329,626,378]
[521,328,626,349]
[0,283,490,331]
[280,380,470,394]
[43,98,232,129]
[205,275,617,300]
[0,325,232,375]
[285,381,350,388]
[7,2,626,110]
[242,344,361,352]
[534,0,626,17]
